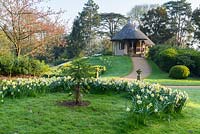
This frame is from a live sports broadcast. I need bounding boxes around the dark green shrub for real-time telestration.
[149,46,200,77]
[176,54,195,68]
[148,45,171,61]
[176,49,200,77]
[0,54,50,76]
[0,54,15,75]
[158,48,178,72]
[169,65,190,79]
[192,55,200,76]
[148,45,162,60]
[13,56,31,75]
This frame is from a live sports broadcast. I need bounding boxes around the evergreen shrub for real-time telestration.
[169,65,190,79]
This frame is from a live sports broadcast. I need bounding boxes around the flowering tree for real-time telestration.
[0,0,65,56]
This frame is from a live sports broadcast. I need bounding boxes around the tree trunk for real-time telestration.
[75,82,81,104]
[16,48,21,57]
[15,43,21,57]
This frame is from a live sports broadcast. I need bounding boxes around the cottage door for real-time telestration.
[128,41,135,56]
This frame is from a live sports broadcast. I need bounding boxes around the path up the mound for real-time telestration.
[124,57,151,79]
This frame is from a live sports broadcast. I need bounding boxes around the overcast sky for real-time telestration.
[43,0,200,28]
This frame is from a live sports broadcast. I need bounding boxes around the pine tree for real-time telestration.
[68,0,100,58]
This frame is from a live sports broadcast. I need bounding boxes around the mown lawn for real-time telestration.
[146,60,200,86]
[0,88,200,134]
[86,56,133,77]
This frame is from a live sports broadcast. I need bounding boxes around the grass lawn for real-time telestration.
[0,88,200,134]
[145,60,200,86]
[86,56,133,77]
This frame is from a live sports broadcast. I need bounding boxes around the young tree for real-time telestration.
[0,0,65,57]
[99,13,127,38]
[141,7,174,44]
[164,0,193,47]
[67,59,91,104]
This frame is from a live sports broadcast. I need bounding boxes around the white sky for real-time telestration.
[43,0,200,28]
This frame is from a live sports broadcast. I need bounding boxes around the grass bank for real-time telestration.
[86,56,133,78]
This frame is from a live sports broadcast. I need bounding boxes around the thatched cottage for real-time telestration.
[111,21,154,56]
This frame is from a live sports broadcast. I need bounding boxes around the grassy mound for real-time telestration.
[85,56,133,77]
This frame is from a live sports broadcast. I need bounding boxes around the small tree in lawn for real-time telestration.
[67,58,91,104]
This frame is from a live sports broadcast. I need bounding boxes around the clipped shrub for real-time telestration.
[158,48,178,72]
[169,65,190,79]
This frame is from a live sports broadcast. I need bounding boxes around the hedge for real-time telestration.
[149,45,200,76]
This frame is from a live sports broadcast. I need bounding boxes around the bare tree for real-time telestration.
[0,0,65,56]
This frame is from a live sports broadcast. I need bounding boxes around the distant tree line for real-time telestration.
[130,0,200,49]
[66,0,200,59]
[2,0,200,62]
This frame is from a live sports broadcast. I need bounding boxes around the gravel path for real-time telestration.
[124,57,152,79]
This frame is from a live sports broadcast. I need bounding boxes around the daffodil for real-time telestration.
[136,95,141,99]
[137,100,142,104]
[126,107,131,112]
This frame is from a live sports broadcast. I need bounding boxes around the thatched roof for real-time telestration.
[111,22,155,45]
[145,37,155,46]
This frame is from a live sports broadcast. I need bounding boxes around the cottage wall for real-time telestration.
[113,42,127,56]
[113,40,150,56]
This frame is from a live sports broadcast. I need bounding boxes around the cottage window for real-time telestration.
[119,42,124,50]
